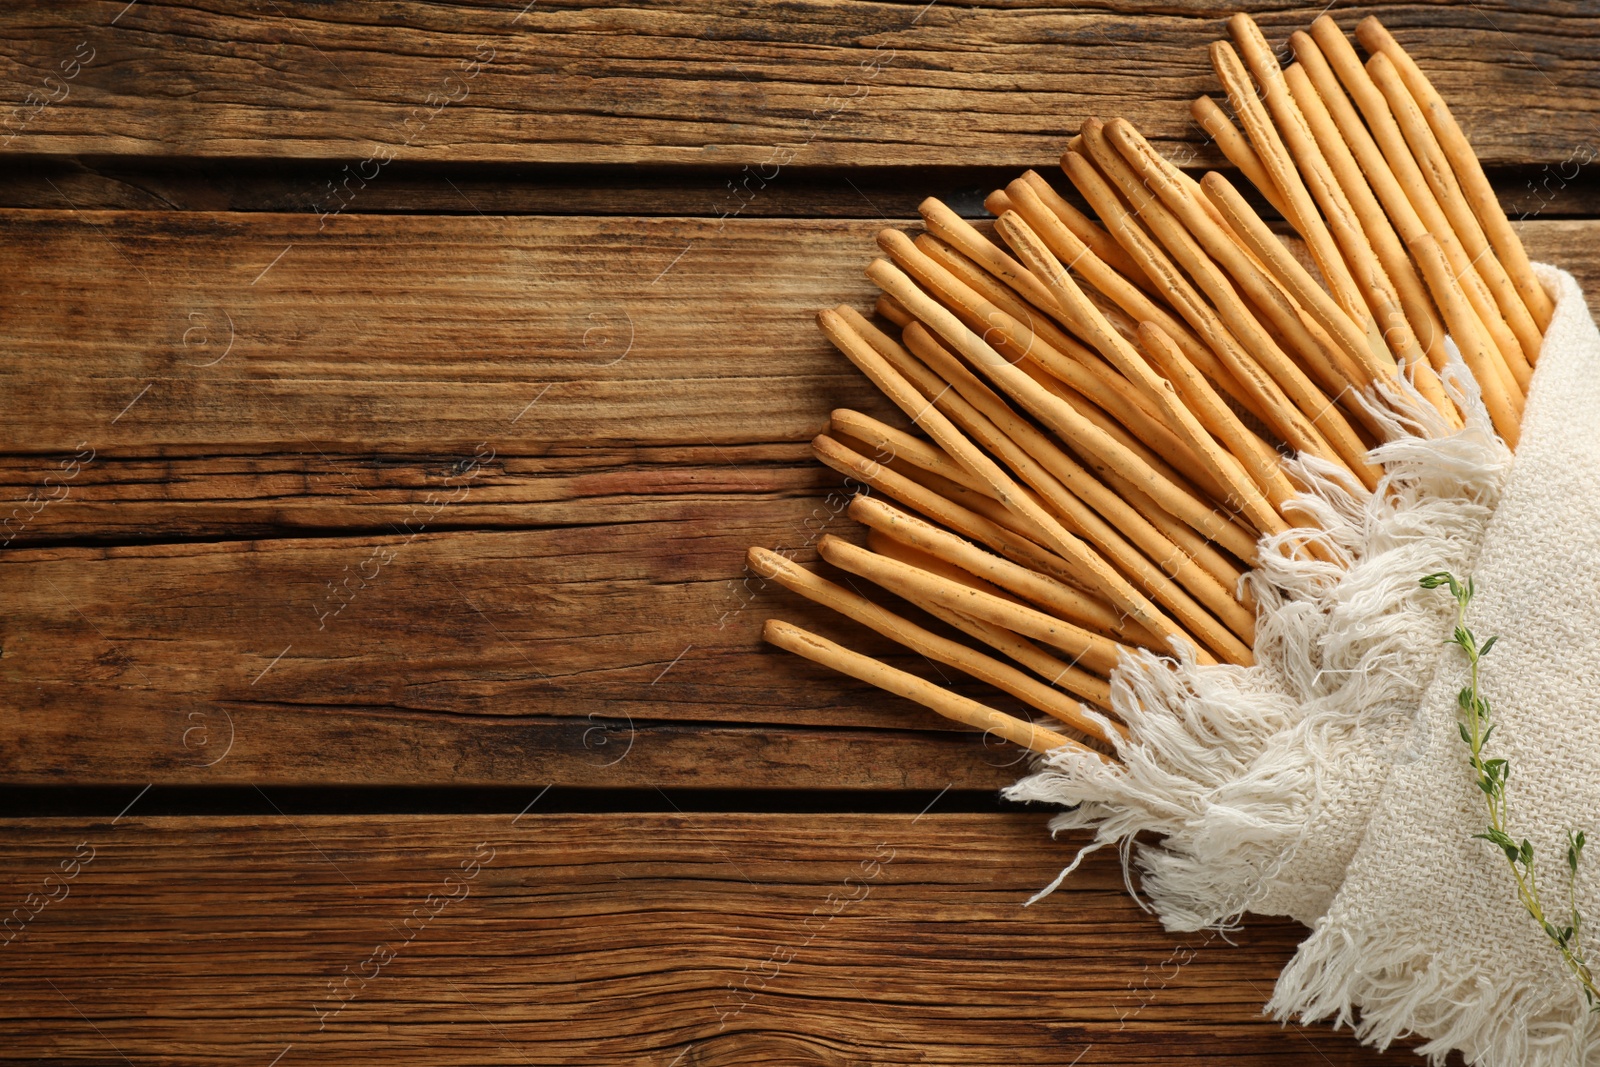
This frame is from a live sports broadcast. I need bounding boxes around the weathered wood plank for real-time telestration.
[0,811,1412,1064]
[2,217,1597,787]
[0,2,1594,169]
[0,211,895,455]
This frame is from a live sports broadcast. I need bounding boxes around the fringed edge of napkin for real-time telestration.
[1006,361,1513,930]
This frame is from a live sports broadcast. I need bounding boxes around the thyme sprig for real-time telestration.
[1422,571,1599,1010]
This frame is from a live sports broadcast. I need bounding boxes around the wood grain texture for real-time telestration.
[0,811,1416,1064]
[2,215,1597,787]
[0,1,1595,168]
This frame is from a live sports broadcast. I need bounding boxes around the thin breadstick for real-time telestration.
[865,530,1121,713]
[1214,36,1396,375]
[1356,15,1553,332]
[1230,15,1429,388]
[871,257,1259,587]
[912,232,1253,485]
[1134,322,1297,510]
[1191,95,1289,218]
[1010,169,1153,291]
[823,298,1204,659]
[749,546,1119,737]
[1408,234,1522,447]
[829,409,991,498]
[1307,21,1528,395]
[1200,171,1383,385]
[984,189,1013,217]
[850,495,1143,654]
[811,432,1103,600]
[1005,173,1264,422]
[896,317,1258,656]
[999,208,1288,545]
[818,535,1134,676]
[1066,147,1373,490]
[1012,355,1229,516]
[1365,51,1539,382]
[1280,60,1457,423]
[1101,119,1401,436]
[875,292,914,328]
[762,619,1086,757]
[879,228,1233,506]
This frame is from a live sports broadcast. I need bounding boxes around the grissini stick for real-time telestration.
[1200,170,1385,387]
[818,535,1135,675]
[1230,14,1428,387]
[904,232,1206,469]
[999,208,1289,544]
[1190,94,1290,218]
[1288,32,1462,410]
[1101,119,1409,435]
[1365,51,1539,382]
[875,292,914,328]
[1355,14,1552,332]
[1213,32,1395,372]
[865,528,1130,697]
[897,318,1259,654]
[1012,354,1236,518]
[867,258,1258,566]
[850,495,1147,652]
[1065,148,1374,490]
[846,307,1221,550]
[879,228,1233,506]
[918,197,1248,427]
[829,409,994,499]
[984,188,1014,217]
[1134,321,1299,511]
[748,546,1120,738]
[811,432,1112,603]
[1003,174,1262,421]
[822,300,1203,658]
[1408,234,1522,447]
[1279,61,1458,424]
[762,619,1089,758]
[1009,169,1154,292]
[1307,21,1527,395]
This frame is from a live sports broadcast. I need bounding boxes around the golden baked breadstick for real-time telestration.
[1307,19,1527,396]
[999,208,1288,546]
[1280,59,1457,423]
[879,228,1233,506]
[1102,118,1404,436]
[818,535,1134,675]
[875,292,914,328]
[849,495,1138,652]
[1231,14,1430,391]
[1408,234,1522,447]
[1066,147,1374,490]
[865,529,1130,697]
[762,619,1087,757]
[1214,30,1395,372]
[811,432,1101,599]
[1005,173,1263,422]
[1190,94,1289,218]
[1365,52,1538,384]
[825,295,1206,659]
[829,409,989,498]
[1356,15,1552,333]
[749,546,1119,737]
[1012,169,1153,291]
[897,318,1258,657]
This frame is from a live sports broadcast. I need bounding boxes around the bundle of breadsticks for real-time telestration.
[752,12,1600,1065]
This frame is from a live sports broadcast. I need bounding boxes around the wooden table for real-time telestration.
[2,3,1596,1062]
